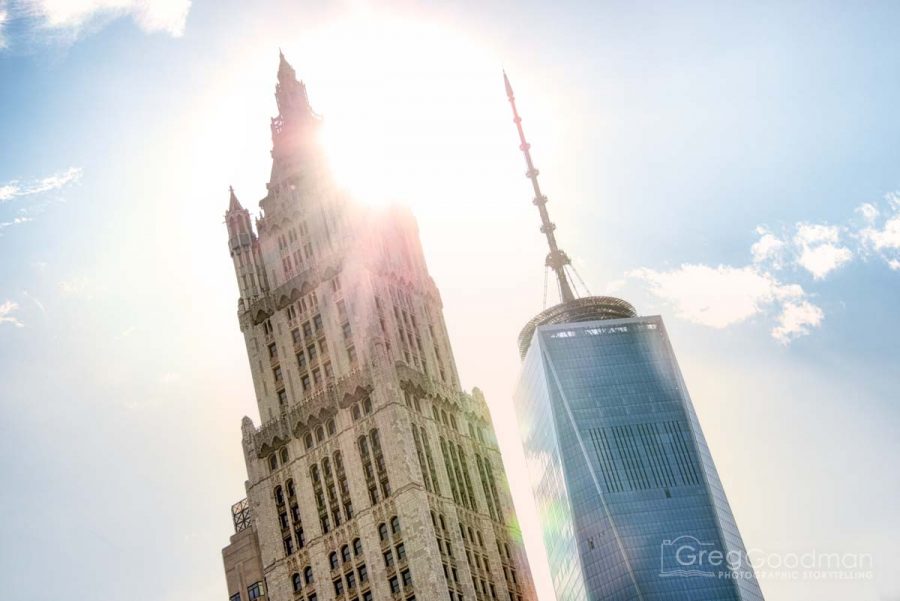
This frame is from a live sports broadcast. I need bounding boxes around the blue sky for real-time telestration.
[1,1,899,600]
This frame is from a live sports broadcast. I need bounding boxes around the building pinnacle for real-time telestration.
[504,71,576,304]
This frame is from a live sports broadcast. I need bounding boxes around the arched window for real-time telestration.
[363,397,372,414]
[353,538,363,557]
[439,514,446,531]
[329,552,339,570]
[280,447,289,464]
[310,465,320,484]
[327,419,336,436]
[304,566,314,585]
[378,522,388,541]
[315,426,325,443]
[305,432,314,449]
[370,429,381,453]
[274,485,284,506]
[286,479,295,498]
[269,455,278,471]
[390,516,400,535]
[341,545,351,564]
[477,531,484,547]
[358,436,369,455]
[292,573,302,592]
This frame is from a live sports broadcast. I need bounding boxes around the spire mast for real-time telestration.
[504,71,576,304]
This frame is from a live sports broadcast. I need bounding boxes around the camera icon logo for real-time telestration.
[660,535,720,578]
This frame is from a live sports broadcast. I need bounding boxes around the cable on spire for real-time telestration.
[504,71,576,304]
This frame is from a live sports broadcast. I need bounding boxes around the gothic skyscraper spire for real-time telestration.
[504,71,575,304]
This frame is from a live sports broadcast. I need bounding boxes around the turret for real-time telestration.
[225,186,263,305]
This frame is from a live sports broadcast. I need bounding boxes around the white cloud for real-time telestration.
[772,300,824,344]
[0,300,24,328]
[860,214,900,251]
[793,223,853,279]
[0,167,81,202]
[855,202,879,223]
[24,0,190,37]
[751,226,786,266]
[629,264,807,330]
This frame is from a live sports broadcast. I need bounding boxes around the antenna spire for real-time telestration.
[504,71,576,304]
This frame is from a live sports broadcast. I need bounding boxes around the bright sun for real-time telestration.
[291,14,517,210]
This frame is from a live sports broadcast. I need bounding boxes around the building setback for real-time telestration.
[220,54,537,601]
[504,72,765,601]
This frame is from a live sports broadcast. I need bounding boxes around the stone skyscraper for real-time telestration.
[220,54,536,601]
[505,73,764,601]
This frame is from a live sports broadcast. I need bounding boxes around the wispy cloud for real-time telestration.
[17,0,190,39]
[0,166,81,202]
[630,190,900,344]
[630,263,816,343]
[0,3,9,50]
[0,300,24,328]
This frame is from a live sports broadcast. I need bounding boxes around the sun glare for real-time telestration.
[291,15,515,210]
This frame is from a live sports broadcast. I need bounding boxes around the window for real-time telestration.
[308,344,318,361]
[292,328,302,344]
[230,594,241,601]
[284,536,294,555]
[313,367,322,385]
[287,479,295,497]
[390,516,400,535]
[346,571,356,590]
[324,361,333,379]
[358,563,368,583]
[334,578,344,596]
[353,538,363,556]
[351,405,360,420]
[268,343,277,358]
[363,592,373,601]
[363,397,372,414]
[247,582,263,600]
[309,594,317,601]
[279,511,289,529]
[305,432,314,449]
[280,448,289,464]
[303,322,313,338]
[296,526,305,548]
[297,352,307,368]
[302,374,311,392]
[347,346,357,364]
[274,486,284,505]
[378,523,388,541]
[389,576,400,594]
[313,314,324,332]
[269,455,278,471]
[342,322,353,340]
[316,426,325,443]
[384,549,394,568]
[395,543,406,562]
[274,366,283,382]
[304,566,314,585]
[330,552,339,570]
[401,569,412,587]
[278,389,288,405]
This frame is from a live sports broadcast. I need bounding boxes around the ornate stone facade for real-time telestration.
[220,53,537,601]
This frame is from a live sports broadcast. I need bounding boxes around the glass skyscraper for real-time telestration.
[515,311,763,600]
[502,73,764,600]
